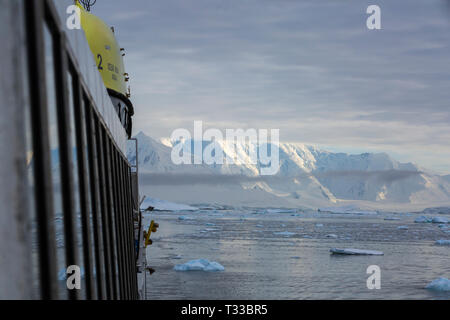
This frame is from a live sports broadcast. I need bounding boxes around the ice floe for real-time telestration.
[435,240,450,246]
[325,234,338,239]
[141,197,198,211]
[384,217,401,221]
[422,207,450,215]
[264,209,298,214]
[330,248,384,255]
[315,224,324,227]
[414,216,432,223]
[178,216,194,221]
[174,259,225,272]
[397,226,409,230]
[318,205,377,215]
[425,278,450,291]
[273,231,296,237]
[432,217,449,224]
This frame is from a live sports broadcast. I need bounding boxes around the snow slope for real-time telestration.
[128,132,450,209]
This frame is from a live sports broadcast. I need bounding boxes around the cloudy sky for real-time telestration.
[92,0,450,173]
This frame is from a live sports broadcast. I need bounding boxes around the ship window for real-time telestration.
[44,23,68,300]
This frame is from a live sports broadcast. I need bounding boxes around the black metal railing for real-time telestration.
[24,0,138,300]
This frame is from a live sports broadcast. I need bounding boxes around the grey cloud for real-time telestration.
[92,0,450,173]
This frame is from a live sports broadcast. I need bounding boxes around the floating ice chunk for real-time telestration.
[425,278,450,291]
[303,235,312,239]
[397,226,409,230]
[435,240,450,246]
[414,216,432,223]
[432,217,449,224]
[291,256,301,259]
[330,248,384,255]
[205,223,216,226]
[141,197,197,211]
[319,205,377,215]
[422,207,450,215]
[315,224,324,227]
[326,234,338,239]
[178,216,194,220]
[174,259,224,272]
[255,224,264,228]
[203,228,219,232]
[273,231,296,237]
[384,217,400,221]
[265,209,297,214]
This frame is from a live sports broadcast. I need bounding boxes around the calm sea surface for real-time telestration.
[143,209,450,300]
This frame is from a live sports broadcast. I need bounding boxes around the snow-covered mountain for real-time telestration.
[128,131,450,210]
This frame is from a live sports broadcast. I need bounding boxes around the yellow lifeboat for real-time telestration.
[76,0,134,138]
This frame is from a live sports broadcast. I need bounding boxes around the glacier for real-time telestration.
[129,132,450,210]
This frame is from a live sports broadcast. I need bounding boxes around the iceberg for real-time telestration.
[178,215,195,220]
[174,259,224,272]
[435,240,450,246]
[414,216,432,223]
[330,248,384,255]
[425,278,450,291]
[273,231,296,237]
[432,217,449,224]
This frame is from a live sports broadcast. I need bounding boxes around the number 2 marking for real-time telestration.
[97,54,103,70]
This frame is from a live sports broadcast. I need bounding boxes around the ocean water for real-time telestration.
[143,208,450,300]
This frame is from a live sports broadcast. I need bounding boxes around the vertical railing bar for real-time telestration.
[118,157,130,299]
[95,124,113,299]
[124,162,138,298]
[71,70,95,300]
[112,148,126,299]
[49,20,79,300]
[120,157,133,298]
[24,0,58,300]
[85,107,106,299]
[103,139,119,299]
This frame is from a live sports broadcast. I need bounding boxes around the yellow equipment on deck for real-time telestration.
[144,220,159,247]
[76,0,134,137]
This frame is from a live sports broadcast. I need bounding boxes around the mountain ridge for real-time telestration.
[128,131,450,210]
